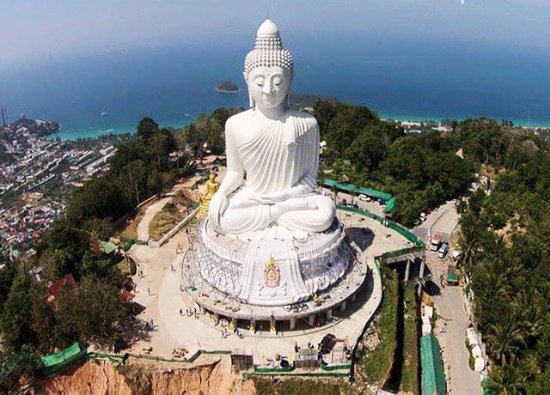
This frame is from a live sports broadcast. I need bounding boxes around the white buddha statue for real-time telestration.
[207,19,335,239]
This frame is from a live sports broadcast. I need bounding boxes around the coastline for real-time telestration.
[47,118,194,140]
[46,108,550,141]
[379,111,550,129]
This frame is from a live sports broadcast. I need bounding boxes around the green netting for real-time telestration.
[384,197,396,213]
[420,334,446,395]
[242,371,349,378]
[255,365,295,373]
[482,378,493,395]
[322,178,393,201]
[321,363,352,371]
[40,342,82,367]
[39,342,86,376]
[123,239,135,251]
[100,241,117,254]
[447,272,459,282]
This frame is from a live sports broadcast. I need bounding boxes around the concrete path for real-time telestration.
[412,199,457,241]
[137,197,172,241]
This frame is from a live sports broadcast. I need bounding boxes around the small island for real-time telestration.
[215,80,240,94]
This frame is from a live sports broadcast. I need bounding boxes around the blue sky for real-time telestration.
[1,0,549,71]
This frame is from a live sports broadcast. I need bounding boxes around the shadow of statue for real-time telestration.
[345,226,374,251]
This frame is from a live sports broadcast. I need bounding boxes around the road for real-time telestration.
[423,203,482,395]
[412,200,458,242]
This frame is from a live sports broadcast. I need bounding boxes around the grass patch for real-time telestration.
[360,267,399,386]
[252,377,347,395]
[148,202,185,241]
[118,210,145,240]
[401,284,420,394]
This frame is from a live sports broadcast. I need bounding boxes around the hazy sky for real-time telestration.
[2,0,550,71]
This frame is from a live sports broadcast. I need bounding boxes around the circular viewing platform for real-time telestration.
[180,219,372,333]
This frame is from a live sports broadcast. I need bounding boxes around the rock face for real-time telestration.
[37,357,256,395]
[38,360,132,395]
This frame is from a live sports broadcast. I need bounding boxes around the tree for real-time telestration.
[485,314,527,364]
[30,289,57,352]
[67,177,132,225]
[89,230,103,257]
[123,159,148,206]
[487,363,526,395]
[150,129,176,171]
[136,117,159,143]
[0,268,38,351]
[0,258,14,310]
[54,276,126,347]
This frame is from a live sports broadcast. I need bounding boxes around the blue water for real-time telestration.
[0,34,549,140]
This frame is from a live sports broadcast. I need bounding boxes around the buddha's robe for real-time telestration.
[217,110,335,237]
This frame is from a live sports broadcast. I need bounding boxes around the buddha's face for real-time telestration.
[246,66,292,113]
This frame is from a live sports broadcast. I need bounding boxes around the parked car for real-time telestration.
[438,242,449,259]
[430,233,443,251]
[358,194,368,202]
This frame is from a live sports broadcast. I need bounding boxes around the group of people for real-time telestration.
[172,347,188,358]
[220,327,243,339]
[180,307,200,319]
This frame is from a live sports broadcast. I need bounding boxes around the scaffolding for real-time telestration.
[181,224,243,298]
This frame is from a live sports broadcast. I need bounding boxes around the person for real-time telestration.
[207,19,335,240]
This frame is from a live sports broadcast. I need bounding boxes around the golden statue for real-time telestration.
[198,172,219,218]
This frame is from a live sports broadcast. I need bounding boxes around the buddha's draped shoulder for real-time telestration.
[232,109,320,195]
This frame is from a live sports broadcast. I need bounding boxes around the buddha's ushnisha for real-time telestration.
[207,19,335,239]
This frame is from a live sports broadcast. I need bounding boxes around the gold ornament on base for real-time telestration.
[264,255,280,288]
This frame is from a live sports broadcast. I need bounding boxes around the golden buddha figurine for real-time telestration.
[198,172,219,218]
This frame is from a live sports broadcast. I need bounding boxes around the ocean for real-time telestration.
[1,34,549,140]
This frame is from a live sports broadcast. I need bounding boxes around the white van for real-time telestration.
[358,194,368,202]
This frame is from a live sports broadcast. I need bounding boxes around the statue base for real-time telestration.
[180,218,371,332]
[193,219,354,306]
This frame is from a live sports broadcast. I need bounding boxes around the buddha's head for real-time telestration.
[244,19,294,114]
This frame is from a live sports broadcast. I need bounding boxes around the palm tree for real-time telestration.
[458,213,482,270]
[487,362,526,395]
[484,309,527,364]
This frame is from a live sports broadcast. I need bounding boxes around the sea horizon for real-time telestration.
[2,36,549,140]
